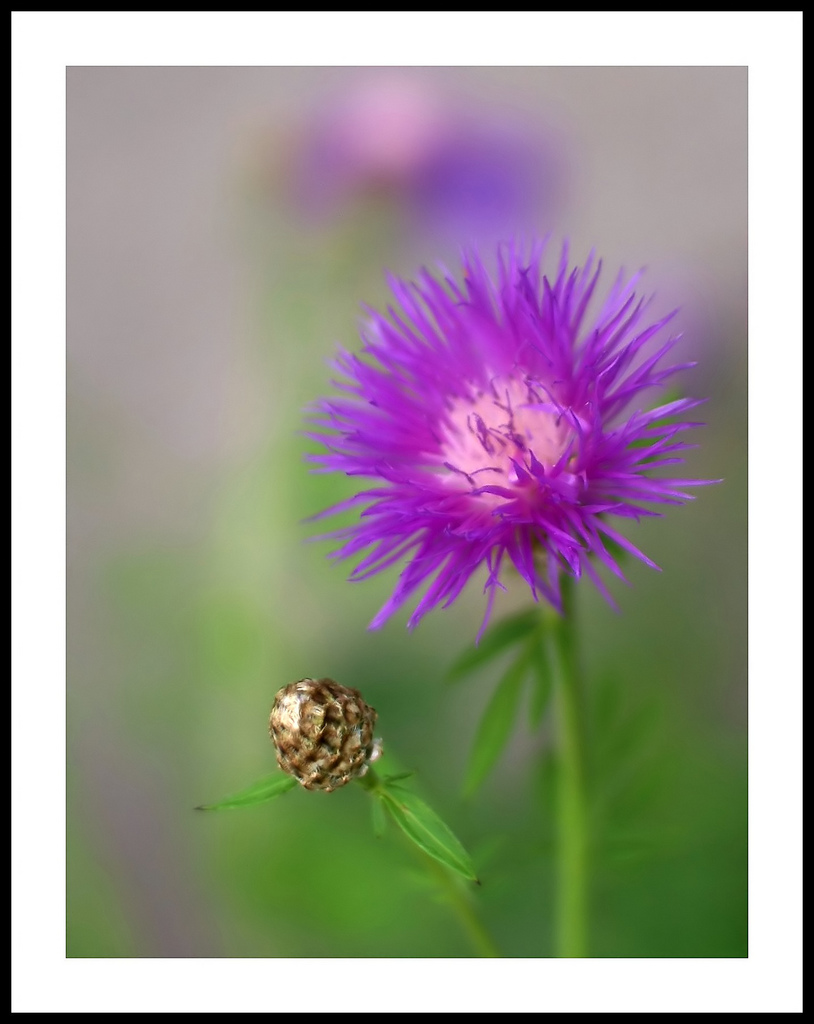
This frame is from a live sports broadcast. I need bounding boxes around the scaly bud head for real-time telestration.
[269,678,381,792]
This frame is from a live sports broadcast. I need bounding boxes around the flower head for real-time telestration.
[308,240,712,638]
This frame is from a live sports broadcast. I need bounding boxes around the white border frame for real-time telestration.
[12,11,801,1014]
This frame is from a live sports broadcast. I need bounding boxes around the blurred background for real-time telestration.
[67,66,746,958]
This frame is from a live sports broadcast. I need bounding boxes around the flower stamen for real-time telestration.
[437,374,573,502]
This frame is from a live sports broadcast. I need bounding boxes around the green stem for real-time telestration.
[543,576,589,957]
[360,768,501,958]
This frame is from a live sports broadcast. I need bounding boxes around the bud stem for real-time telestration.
[423,856,502,958]
[360,767,501,957]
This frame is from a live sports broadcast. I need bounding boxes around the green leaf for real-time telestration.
[371,794,388,838]
[195,772,298,810]
[382,771,415,784]
[446,608,539,683]
[378,786,478,882]
[602,825,686,867]
[463,653,530,797]
[527,635,553,728]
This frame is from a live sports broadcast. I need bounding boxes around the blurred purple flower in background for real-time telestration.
[292,74,563,243]
[308,239,712,636]
[413,113,554,242]
[296,76,445,208]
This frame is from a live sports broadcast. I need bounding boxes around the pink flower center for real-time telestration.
[436,375,573,502]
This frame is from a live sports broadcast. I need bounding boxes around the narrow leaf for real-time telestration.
[463,653,530,796]
[371,794,388,838]
[527,634,553,728]
[382,771,415,784]
[195,772,298,811]
[379,787,478,882]
[446,608,539,683]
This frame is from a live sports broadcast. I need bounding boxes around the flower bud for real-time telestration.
[269,678,381,792]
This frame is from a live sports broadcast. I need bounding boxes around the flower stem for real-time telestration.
[543,575,588,957]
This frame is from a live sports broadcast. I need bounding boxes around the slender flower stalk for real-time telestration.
[543,576,588,957]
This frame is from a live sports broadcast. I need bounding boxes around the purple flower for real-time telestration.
[295,76,445,216]
[308,240,712,637]
[293,74,562,242]
[411,117,561,245]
